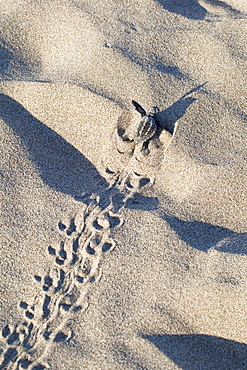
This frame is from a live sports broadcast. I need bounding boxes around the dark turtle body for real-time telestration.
[131,100,159,144]
[133,115,157,144]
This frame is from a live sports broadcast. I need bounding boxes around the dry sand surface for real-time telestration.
[1,0,247,369]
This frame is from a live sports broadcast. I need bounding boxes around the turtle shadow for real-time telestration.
[155,0,207,20]
[156,96,196,135]
[142,334,247,370]
[154,83,207,136]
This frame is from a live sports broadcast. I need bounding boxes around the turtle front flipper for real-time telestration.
[131,100,146,117]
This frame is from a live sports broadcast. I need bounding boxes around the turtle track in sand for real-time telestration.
[0,163,152,370]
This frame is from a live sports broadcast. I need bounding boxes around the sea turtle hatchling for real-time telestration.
[131,100,159,144]
[131,100,160,156]
[115,100,160,158]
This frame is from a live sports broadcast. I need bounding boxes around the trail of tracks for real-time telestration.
[0,165,151,369]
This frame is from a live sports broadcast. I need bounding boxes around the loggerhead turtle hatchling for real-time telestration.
[131,100,159,155]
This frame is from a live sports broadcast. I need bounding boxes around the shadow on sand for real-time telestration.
[161,214,238,252]
[142,334,247,370]
[156,96,196,134]
[0,40,41,81]
[0,93,108,198]
[155,0,207,20]
[1,93,245,255]
[155,0,245,20]
[155,83,208,135]
[0,93,159,212]
[123,201,246,254]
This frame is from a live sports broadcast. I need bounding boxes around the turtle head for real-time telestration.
[149,106,160,117]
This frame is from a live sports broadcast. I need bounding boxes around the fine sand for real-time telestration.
[1,1,247,369]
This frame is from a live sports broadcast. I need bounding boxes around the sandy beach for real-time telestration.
[1,1,247,369]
